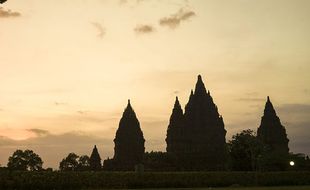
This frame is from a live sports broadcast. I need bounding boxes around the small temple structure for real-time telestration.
[89,145,102,171]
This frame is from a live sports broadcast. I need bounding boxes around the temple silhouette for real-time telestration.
[257,96,289,171]
[166,75,227,170]
[90,145,102,171]
[104,100,145,170]
[101,75,291,171]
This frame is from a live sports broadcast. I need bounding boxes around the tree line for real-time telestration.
[1,129,310,172]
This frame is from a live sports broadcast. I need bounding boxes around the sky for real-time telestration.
[0,0,310,169]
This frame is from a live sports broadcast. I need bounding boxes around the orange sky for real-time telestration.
[1,0,310,168]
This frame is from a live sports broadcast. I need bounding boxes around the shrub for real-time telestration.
[0,171,309,189]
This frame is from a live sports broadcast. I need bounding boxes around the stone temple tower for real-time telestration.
[89,145,102,171]
[112,100,145,170]
[257,96,289,170]
[166,75,227,170]
[166,96,185,153]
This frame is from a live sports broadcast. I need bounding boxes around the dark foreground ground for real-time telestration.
[91,187,310,190]
[1,171,310,189]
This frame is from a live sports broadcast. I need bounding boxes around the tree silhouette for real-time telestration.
[228,129,263,171]
[0,0,7,4]
[78,155,90,171]
[59,153,79,171]
[7,149,43,171]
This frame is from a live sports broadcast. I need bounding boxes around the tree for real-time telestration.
[7,149,43,171]
[0,0,7,4]
[60,153,93,171]
[78,155,90,171]
[228,129,263,171]
[59,153,79,171]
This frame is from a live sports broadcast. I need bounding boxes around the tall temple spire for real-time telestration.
[167,75,227,170]
[194,74,207,95]
[166,96,184,153]
[257,96,289,170]
[174,96,181,110]
[170,96,183,124]
[264,96,277,117]
[112,100,145,170]
[123,99,134,116]
[90,145,102,171]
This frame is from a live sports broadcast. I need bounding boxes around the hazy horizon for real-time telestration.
[1,0,310,169]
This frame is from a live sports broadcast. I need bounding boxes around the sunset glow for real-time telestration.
[1,0,310,168]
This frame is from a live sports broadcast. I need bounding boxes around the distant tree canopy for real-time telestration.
[7,149,43,171]
[0,0,7,4]
[59,153,92,171]
[59,153,79,171]
[78,155,90,171]
[143,151,177,171]
[228,129,263,171]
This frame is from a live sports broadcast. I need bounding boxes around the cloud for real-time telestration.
[54,102,68,106]
[27,128,50,137]
[272,104,310,155]
[91,22,105,38]
[236,98,265,102]
[68,112,118,124]
[134,24,155,34]
[285,120,310,155]
[173,90,180,95]
[0,131,114,168]
[0,136,16,146]
[119,0,144,6]
[276,103,310,127]
[159,8,195,29]
[119,0,127,5]
[277,104,310,114]
[0,7,21,18]
[77,110,86,115]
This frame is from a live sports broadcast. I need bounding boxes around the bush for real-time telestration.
[0,171,309,189]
